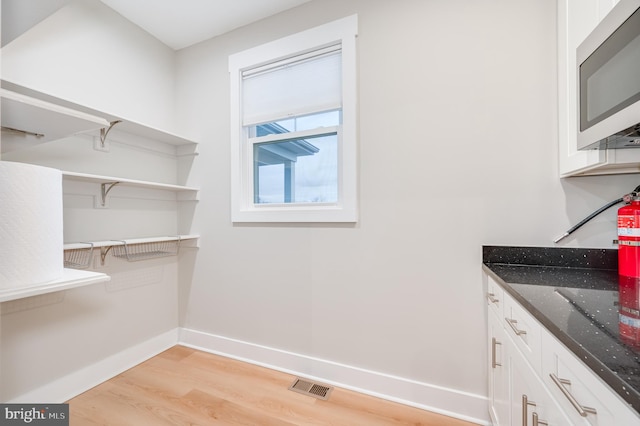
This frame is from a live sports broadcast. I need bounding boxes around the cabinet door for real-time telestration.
[558,0,606,177]
[511,341,573,426]
[488,310,510,426]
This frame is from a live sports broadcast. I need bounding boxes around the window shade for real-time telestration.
[242,47,342,126]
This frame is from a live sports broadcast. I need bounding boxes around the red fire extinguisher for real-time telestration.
[618,195,640,278]
[618,195,640,349]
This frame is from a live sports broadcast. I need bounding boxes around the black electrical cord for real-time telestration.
[553,184,640,243]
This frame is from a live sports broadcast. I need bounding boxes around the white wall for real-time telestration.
[1,0,70,47]
[175,0,640,422]
[1,0,177,131]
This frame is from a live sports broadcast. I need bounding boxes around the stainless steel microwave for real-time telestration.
[577,0,640,150]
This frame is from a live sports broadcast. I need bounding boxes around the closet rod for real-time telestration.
[1,126,44,138]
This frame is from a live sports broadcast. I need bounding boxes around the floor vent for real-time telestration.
[288,378,333,400]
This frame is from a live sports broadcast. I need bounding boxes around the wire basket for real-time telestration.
[111,239,180,262]
[64,243,94,269]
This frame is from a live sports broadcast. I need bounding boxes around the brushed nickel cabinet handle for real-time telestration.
[522,394,536,426]
[487,292,500,304]
[549,373,597,417]
[533,412,548,426]
[491,337,502,368]
[506,317,527,336]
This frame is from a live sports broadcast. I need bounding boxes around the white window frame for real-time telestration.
[229,15,358,223]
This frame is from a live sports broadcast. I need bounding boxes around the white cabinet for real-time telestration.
[488,277,570,425]
[557,0,640,177]
[487,286,571,425]
[486,276,640,425]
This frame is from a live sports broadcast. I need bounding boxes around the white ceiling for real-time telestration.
[99,0,312,50]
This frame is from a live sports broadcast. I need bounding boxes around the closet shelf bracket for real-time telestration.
[100,181,120,207]
[99,120,122,148]
[100,246,114,266]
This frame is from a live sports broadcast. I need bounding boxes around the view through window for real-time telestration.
[252,110,340,204]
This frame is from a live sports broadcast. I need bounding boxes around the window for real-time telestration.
[229,15,358,222]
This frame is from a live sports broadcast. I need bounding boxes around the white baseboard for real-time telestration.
[8,328,179,403]
[7,326,490,425]
[179,328,490,425]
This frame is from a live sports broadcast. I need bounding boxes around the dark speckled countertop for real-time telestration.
[482,245,640,414]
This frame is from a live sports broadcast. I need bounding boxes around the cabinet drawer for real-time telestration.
[503,293,542,374]
[541,331,640,426]
[487,276,504,319]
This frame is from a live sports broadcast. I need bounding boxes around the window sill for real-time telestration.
[232,205,357,223]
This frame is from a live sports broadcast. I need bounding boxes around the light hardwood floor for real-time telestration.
[68,345,478,425]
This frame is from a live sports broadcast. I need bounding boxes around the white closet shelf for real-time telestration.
[64,234,200,250]
[1,80,198,149]
[0,269,110,303]
[1,88,110,154]
[102,119,196,147]
[62,171,199,201]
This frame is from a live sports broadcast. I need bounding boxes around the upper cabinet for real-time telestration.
[557,0,640,177]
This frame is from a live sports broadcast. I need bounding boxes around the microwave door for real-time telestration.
[577,1,640,150]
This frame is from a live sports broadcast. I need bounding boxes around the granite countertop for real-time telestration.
[482,245,640,414]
